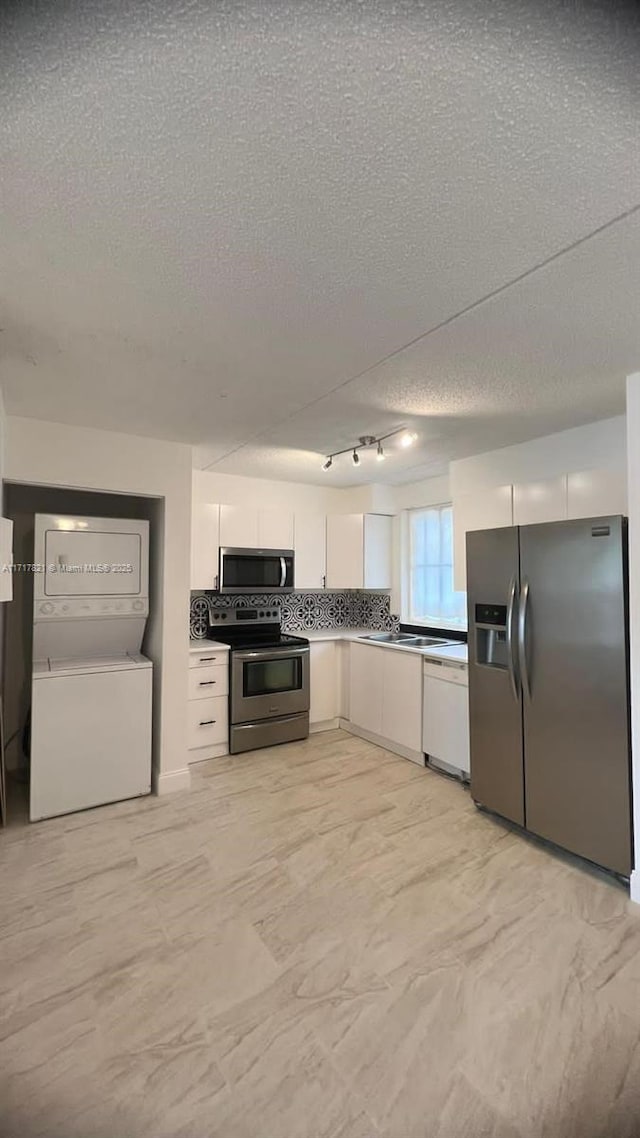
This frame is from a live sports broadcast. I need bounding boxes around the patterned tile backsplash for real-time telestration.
[190,591,399,639]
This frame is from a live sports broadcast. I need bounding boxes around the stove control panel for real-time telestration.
[209,607,280,626]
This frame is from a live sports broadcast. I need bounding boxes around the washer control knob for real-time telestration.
[40,602,54,615]
[132,599,144,611]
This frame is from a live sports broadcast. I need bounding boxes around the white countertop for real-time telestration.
[304,627,468,662]
[190,630,467,662]
[189,639,230,653]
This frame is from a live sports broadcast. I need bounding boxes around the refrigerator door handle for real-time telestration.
[518,579,532,701]
[506,576,520,702]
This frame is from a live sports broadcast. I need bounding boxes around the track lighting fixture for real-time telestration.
[321,427,417,471]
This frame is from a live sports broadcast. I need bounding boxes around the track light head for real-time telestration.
[376,441,385,462]
[322,456,333,471]
[400,431,418,448]
[352,449,360,466]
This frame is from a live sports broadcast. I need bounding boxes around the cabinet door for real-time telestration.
[326,515,364,589]
[191,503,220,591]
[381,650,423,752]
[219,505,258,549]
[567,468,627,519]
[512,477,567,526]
[364,514,393,589]
[337,641,351,720]
[452,485,513,592]
[349,642,383,734]
[309,641,338,724]
[294,514,326,589]
[258,510,294,550]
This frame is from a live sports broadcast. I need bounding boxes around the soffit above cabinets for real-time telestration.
[1,1,639,486]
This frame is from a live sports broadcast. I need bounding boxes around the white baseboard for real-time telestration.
[188,742,229,764]
[339,719,425,766]
[630,869,640,905]
[310,718,340,734]
[154,767,192,795]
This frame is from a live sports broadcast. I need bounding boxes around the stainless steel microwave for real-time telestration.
[219,547,295,593]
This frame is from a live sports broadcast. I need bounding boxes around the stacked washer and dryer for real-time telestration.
[30,514,153,821]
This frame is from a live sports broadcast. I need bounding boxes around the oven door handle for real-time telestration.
[234,647,309,662]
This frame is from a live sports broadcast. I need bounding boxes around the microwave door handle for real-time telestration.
[280,557,286,587]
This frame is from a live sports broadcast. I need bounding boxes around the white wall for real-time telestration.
[193,469,395,517]
[5,416,192,794]
[625,378,640,901]
[450,416,626,495]
[391,474,451,512]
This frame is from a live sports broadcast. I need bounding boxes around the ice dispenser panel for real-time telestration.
[475,603,509,669]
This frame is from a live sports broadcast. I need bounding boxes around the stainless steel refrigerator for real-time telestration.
[467,515,632,877]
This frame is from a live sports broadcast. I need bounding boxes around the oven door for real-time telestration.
[219,548,294,593]
[231,647,310,724]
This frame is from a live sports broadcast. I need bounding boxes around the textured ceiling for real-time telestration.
[1,0,639,486]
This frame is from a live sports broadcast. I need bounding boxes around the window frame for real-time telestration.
[403,502,467,631]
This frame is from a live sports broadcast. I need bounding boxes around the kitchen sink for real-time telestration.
[405,636,457,647]
[359,632,417,642]
[359,632,457,648]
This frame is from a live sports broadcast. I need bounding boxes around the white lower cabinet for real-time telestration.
[337,641,351,721]
[381,650,423,754]
[188,644,230,763]
[187,696,228,750]
[309,641,338,727]
[348,642,423,762]
[349,642,384,736]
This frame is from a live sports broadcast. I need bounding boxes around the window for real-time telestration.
[408,504,466,628]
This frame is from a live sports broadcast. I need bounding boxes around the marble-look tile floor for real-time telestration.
[2,729,640,1138]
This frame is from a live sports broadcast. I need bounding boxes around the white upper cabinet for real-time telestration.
[364,514,393,590]
[453,485,513,591]
[326,514,365,589]
[326,513,393,590]
[257,509,294,549]
[512,476,567,526]
[219,506,293,550]
[294,514,326,589]
[191,503,220,591]
[219,505,258,549]
[567,468,628,519]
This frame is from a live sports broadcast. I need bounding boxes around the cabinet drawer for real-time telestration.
[187,696,228,749]
[188,664,229,700]
[189,648,228,669]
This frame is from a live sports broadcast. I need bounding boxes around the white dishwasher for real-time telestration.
[423,656,470,781]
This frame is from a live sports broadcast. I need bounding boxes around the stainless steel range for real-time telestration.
[207,606,310,754]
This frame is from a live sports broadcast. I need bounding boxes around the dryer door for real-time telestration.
[44,528,143,596]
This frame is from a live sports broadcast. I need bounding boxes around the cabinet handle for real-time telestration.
[321,575,326,588]
[199,680,216,686]
[214,574,219,591]
[199,657,217,662]
[199,719,217,726]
